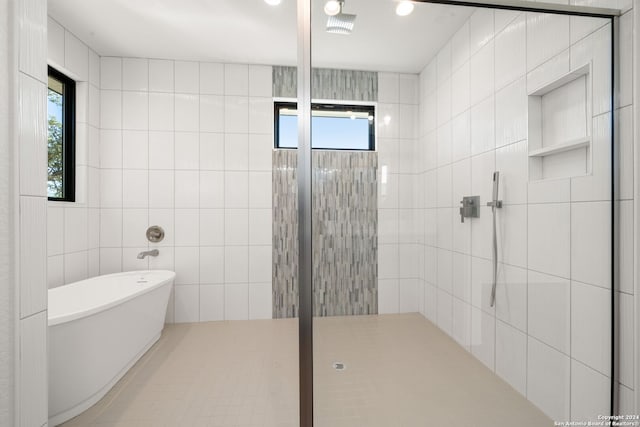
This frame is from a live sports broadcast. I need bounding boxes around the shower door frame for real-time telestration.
[295,1,621,426]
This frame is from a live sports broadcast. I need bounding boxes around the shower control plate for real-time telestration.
[459,196,480,223]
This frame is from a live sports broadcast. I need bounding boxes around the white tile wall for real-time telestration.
[47,18,101,288]
[415,7,631,422]
[99,58,274,323]
[377,72,419,315]
[13,3,49,425]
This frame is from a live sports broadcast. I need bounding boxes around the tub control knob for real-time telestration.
[146,225,165,243]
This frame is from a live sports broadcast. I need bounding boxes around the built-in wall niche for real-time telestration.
[528,63,592,181]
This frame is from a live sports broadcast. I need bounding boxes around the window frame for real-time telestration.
[47,65,76,202]
[273,100,376,151]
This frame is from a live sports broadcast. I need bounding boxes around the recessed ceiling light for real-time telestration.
[264,0,281,5]
[396,1,414,16]
[324,0,341,16]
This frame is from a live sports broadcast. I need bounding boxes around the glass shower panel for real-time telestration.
[308,1,614,426]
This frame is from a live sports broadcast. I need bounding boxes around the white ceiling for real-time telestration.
[48,0,474,73]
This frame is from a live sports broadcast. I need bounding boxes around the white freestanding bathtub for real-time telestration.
[48,270,175,426]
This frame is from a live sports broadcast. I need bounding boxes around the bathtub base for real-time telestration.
[49,332,161,426]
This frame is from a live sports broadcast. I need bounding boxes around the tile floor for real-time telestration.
[60,314,551,427]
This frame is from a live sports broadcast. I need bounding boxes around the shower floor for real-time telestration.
[60,313,551,427]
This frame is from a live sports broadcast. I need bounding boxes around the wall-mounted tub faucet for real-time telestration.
[137,249,159,259]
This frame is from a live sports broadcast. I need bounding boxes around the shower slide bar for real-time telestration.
[487,171,502,308]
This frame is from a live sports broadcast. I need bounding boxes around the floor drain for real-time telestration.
[332,362,346,371]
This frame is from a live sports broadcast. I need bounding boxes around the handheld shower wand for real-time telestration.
[487,171,502,307]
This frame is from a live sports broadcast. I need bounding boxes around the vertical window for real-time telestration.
[274,102,375,150]
[47,66,75,201]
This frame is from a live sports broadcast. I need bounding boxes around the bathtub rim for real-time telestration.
[48,270,175,327]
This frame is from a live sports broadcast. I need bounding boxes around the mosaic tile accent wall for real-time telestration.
[273,66,378,101]
[273,150,378,318]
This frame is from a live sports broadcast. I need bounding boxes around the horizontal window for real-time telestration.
[274,102,375,151]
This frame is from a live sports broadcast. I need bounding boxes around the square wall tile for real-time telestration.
[200,95,224,133]
[100,247,122,275]
[64,31,88,81]
[64,251,88,284]
[249,209,271,246]
[249,283,272,320]
[571,202,611,288]
[47,255,64,289]
[175,132,200,170]
[495,140,528,205]
[528,203,570,279]
[122,92,148,131]
[174,285,199,323]
[175,61,199,94]
[200,132,225,171]
[174,247,199,285]
[527,12,570,71]
[200,285,224,321]
[249,65,272,97]
[378,279,399,314]
[225,284,249,320]
[19,312,48,427]
[495,321,527,395]
[495,78,526,148]
[225,209,249,246]
[200,62,224,95]
[47,206,64,256]
[378,73,399,104]
[101,57,122,90]
[224,171,248,208]
[123,58,148,91]
[122,130,148,169]
[528,270,570,353]
[200,171,224,209]
[249,245,272,283]
[470,307,495,371]
[200,246,224,284]
[571,281,610,374]
[122,170,148,208]
[469,8,494,57]
[175,209,200,247]
[224,246,248,283]
[570,360,610,422]
[225,96,249,133]
[527,337,570,421]
[47,17,64,68]
[224,64,249,96]
[175,94,199,132]
[149,131,174,170]
[149,59,174,92]
[469,41,494,106]
[437,289,453,335]
[399,279,420,313]
[19,75,47,197]
[495,15,526,90]
[149,93,175,131]
[225,133,249,170]
[20,197,47,317]
[175,171,200,208]
[63,207,87,253]
[149,170,174,209]
[495,264,526,332]
[452,298,471,350]
[249,97,273,134]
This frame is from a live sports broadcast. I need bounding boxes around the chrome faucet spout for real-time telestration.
[137,249,159,259]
